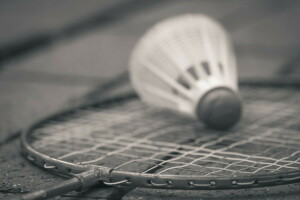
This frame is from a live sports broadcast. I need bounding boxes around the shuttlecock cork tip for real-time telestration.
[196,88,242,130]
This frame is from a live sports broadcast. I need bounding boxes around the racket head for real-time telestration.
[21,86,300,190]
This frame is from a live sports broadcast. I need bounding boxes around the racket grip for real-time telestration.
[19,177,82,200]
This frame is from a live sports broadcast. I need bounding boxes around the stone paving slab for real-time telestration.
[3,33,135,79]
[231,2,300,46]
[0,0,123,47]
[106,0,248,37]
[0,80,92,143]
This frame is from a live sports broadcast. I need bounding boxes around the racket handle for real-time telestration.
[19,177,82,200]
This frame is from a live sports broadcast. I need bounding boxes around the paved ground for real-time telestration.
[0,0,299,199]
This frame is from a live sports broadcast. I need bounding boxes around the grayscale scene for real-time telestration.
[0,0,299,200]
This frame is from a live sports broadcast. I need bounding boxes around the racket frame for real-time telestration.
[21,93,300,190]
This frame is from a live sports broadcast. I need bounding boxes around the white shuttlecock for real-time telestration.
[129,14,242,130]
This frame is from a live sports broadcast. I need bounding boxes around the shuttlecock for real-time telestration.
[129,14,242,130]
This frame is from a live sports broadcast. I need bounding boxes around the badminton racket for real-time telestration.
[18,77,300,200]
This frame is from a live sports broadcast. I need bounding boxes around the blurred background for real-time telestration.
[0,0,299,199]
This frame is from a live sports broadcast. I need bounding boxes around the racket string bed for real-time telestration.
[41,124,296,174]
[29,95,300,176]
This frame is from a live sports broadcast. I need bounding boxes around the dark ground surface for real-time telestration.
[0,0,300,199]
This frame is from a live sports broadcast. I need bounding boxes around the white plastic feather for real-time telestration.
[130,14,241,130]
